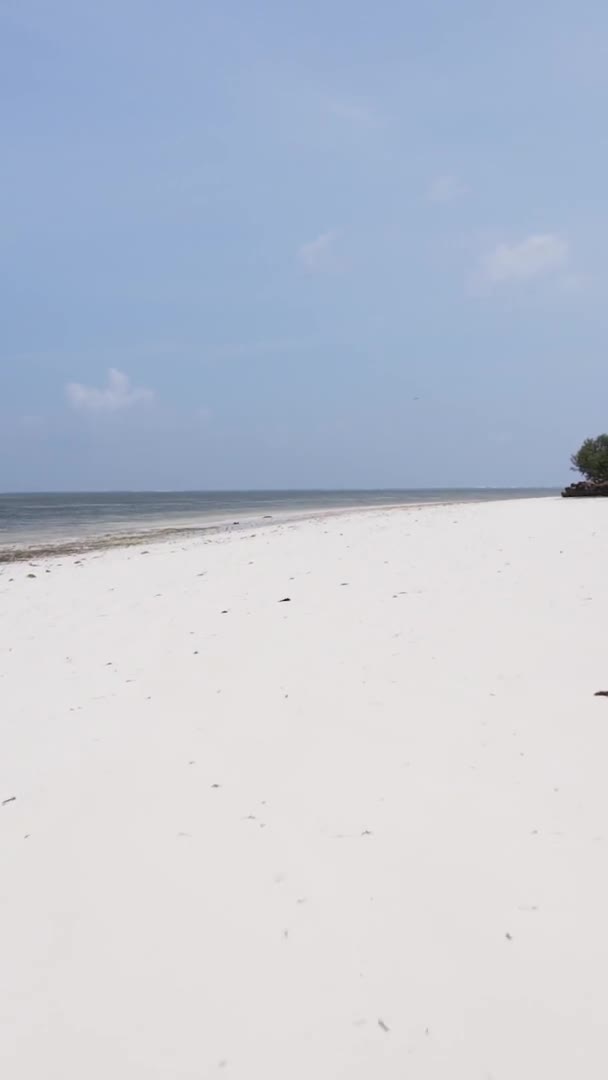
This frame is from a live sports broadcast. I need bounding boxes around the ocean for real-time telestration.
[0,489,557,561]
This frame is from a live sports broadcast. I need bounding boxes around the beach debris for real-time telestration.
[594,691,608,697]
[279,597,291,603]
[211,783,221,789]
[361,830,373,837]
[377,1018,390,1033]
[141,551,149,555]
[221,609,228,614]
[505,932,513,941]
[26,573,36,579]
[2,796,16,806]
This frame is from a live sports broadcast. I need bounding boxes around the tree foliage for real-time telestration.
[571,434,608,482]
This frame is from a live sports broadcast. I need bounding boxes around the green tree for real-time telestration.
[571,434,608,482]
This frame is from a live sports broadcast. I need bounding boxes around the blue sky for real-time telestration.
[2,0,608,490]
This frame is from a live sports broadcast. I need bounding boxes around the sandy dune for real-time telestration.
[2,497,608,1078]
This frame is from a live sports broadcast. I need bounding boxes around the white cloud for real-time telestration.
[66,368,154,411]
[481,233,568,283]
[298,231,338,272]
[427,175,468,203]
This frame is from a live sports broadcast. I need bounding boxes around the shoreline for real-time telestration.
[0,491,557,564]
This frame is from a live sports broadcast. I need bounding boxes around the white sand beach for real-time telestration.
[2,495,608,1079]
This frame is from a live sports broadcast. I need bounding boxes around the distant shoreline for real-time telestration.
[0,490,558,563]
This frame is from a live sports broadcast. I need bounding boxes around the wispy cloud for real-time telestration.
[66,368,154,411]
[481,233,568,283]
[427,174,468,203]
[297,231,339,273]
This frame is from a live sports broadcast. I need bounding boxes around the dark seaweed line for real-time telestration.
[0,523,227,563]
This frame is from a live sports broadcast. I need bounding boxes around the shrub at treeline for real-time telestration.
[570,434,608,483]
